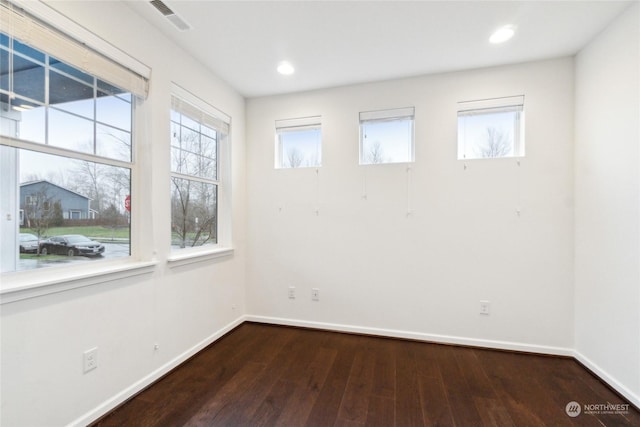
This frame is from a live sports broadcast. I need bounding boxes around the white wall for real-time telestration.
[3,2,637,425]
[246,57,575,353]
[0,2,247,426]
[574,3,640,407]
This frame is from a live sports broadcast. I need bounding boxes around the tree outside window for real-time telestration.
[170,91,228,250]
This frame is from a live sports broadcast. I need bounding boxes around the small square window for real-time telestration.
[457,96,524,160]
[275,116,322,169]
[359,107,414,165]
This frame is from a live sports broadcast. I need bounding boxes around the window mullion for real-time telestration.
[170,171,218,186]
[93,77,97,155]
[44,53,49,145]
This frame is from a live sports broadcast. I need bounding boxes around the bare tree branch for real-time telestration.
[477,127,511,158]
[286,148,304,168]
[367,141,386,164]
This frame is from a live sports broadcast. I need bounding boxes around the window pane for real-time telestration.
[1,99,46,143]
[48,108,94,154]
[277,127,321,168]
[117,93,132,103]
[0,48,7,85]
[50,58,93,85]
[201,135,217,179]
[50,69,94,106]
[175,126,199,176]
[171,146,183,172]
[360,118,413,164]
[457,110,523,159]
[53,95,94,120]
[96,123,131,162]
[171,121,181,147]
[181,126,200,152]
[171,177,217,248]
[8,149,131,272]
[181,114,200,132]
[171,123,217,179]
[12,54,45,103]
[98,79,127,97]
[202,124,217,139]
[97,92,131,132]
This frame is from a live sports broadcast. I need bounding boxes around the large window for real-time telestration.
[457,96,525,160]
[359,107,415,165]
[275,116,322,169]
[170,86,229,250]
[0,3,148,274]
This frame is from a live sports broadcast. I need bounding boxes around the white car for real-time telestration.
[19,233,40,253]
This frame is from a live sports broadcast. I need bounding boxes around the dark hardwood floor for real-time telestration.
[93,323,640,426]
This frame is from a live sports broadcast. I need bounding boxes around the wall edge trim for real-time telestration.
[574,350,640,409]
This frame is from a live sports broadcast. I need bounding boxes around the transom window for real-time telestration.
[359,107,415,165]
[275,116,322,169]
[457,96,525,159]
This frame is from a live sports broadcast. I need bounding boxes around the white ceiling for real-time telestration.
[125,0,632,98]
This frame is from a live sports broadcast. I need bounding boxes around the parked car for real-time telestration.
[39,234,105,257]
[19,233,40,253]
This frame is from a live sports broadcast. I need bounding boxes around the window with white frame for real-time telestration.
[359,107,414,165]
[0,2,148,274]
[275,116,322,169]
[457,95,525,160]
[170,85,230,250]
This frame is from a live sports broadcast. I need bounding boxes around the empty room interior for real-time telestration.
[1,0,639,425]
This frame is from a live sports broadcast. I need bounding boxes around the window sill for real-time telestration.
[167,247,234,268]
[0,260,157,304]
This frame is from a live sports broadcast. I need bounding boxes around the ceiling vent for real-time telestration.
[149,0,191,31]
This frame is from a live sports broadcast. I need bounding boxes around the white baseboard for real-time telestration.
[574,350,640,409]
[245,315,574,356]
[68,315,248,427]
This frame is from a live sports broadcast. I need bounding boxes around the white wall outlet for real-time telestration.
[312,288,320,301]
[480,300,491,315]
[83,347,98,373]
[288,286,295,299]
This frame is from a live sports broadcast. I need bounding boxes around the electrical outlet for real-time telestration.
[83,347,98,373]
[480,300,491,315]
[312,288,320,301]
[288,286,296,299]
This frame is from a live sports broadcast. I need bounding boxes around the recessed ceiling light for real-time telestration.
[490,26,515,44]
[277,61,295,76]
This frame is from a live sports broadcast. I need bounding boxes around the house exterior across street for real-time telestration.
[19,180,94,225]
